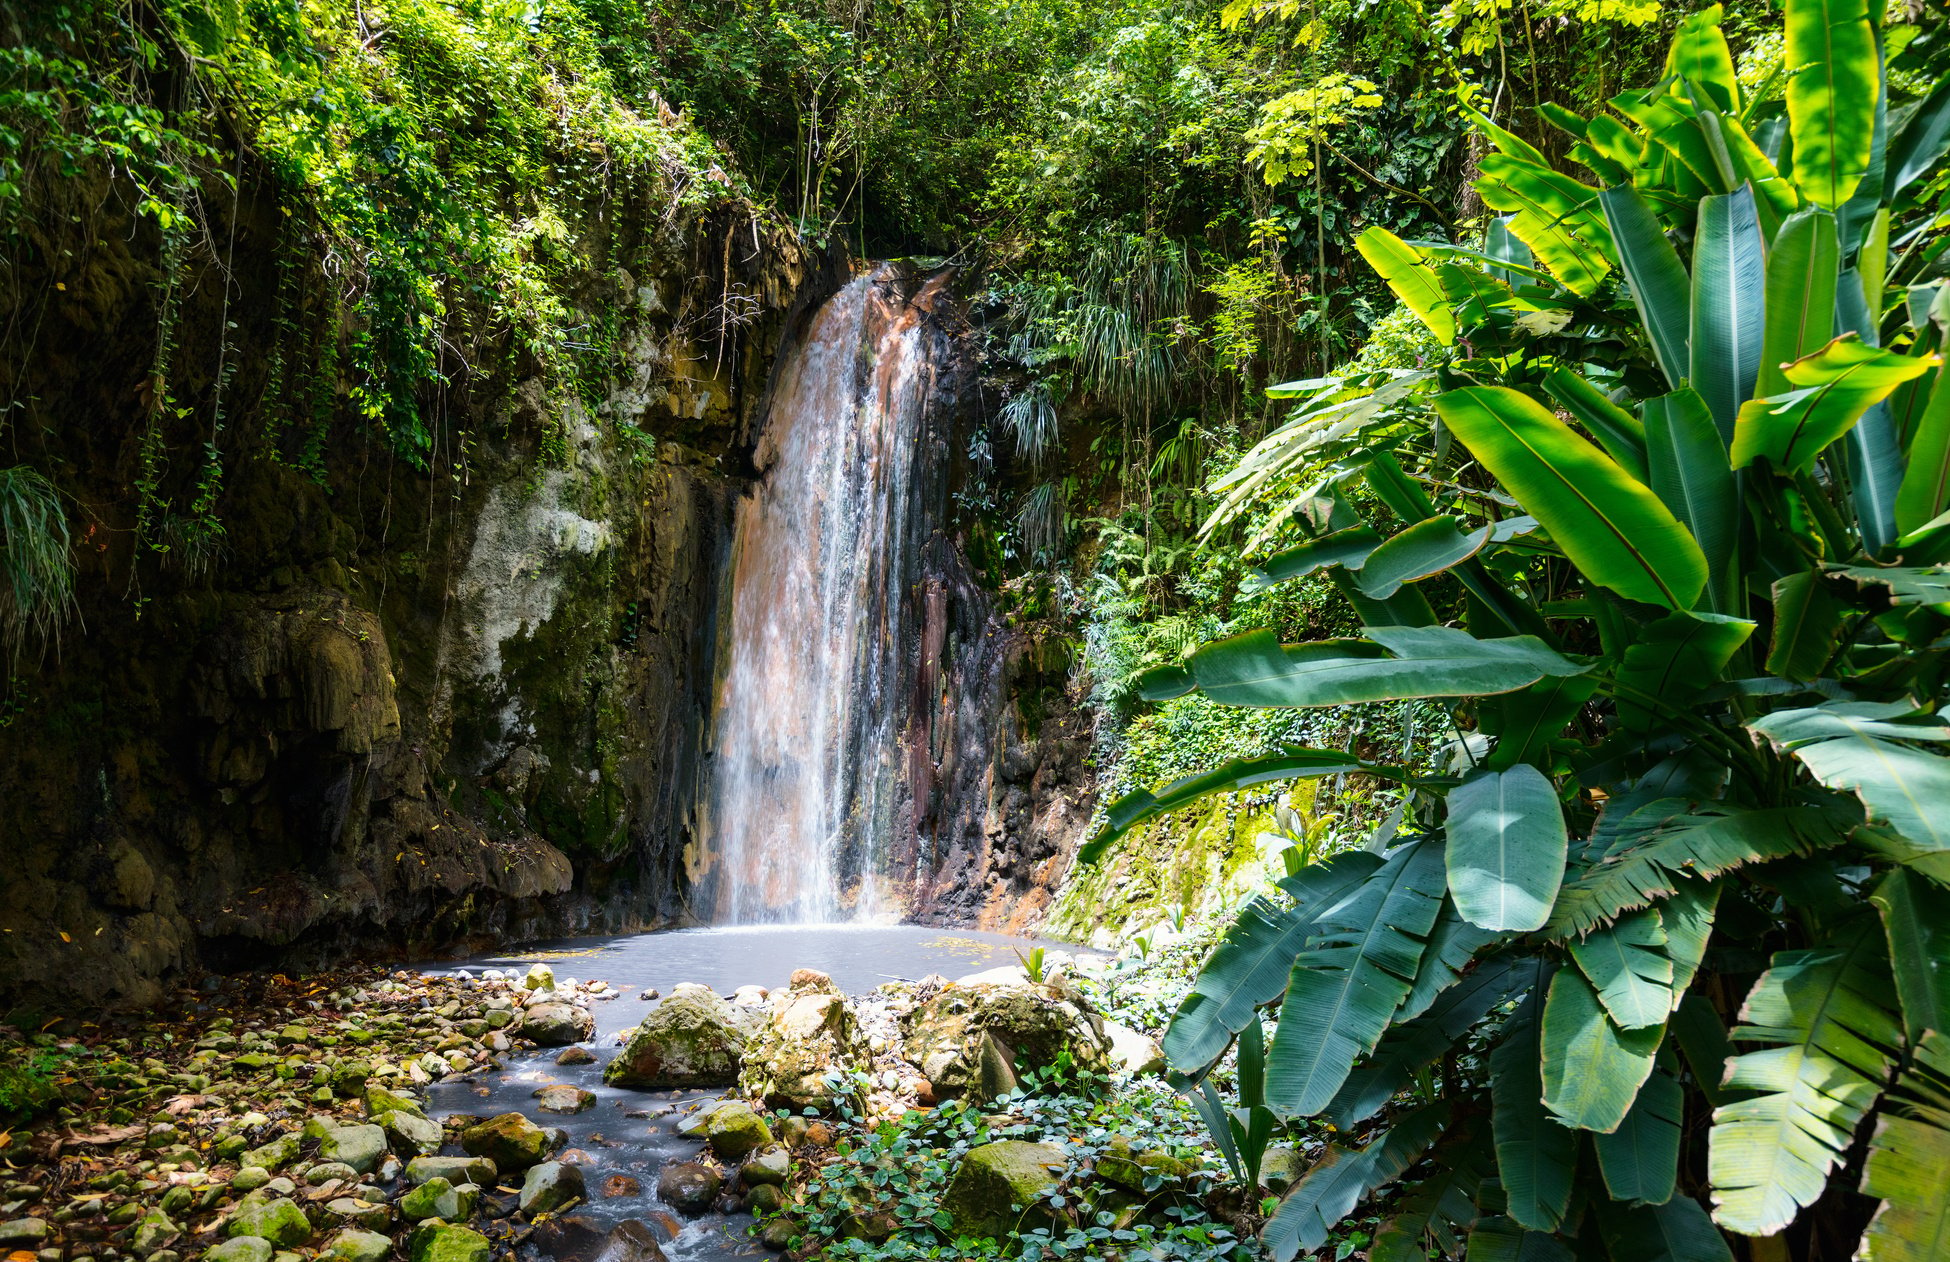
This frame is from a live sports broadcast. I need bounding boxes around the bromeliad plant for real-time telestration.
[1081,3,1950,1258]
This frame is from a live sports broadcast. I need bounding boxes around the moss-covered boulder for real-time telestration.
[738,972,865,1112]
[224,1195,312,1248]
[703,1102,773,1163]
[459,1112,551,1171]
[903,982,1110,1103]
[317,1229,393,1262]
[604,985,757,1089]
[409,1224,491,1262]
[1093,1137,1193,1192]
[204,1237,274,1262]
[941,1141,1068,1239]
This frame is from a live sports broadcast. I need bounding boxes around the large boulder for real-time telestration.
[941,1141,1069,1239]
[738,971,866,1112]
[903,980,1110,1103]
[460,1112,552,1171]
[604,985,758,1089]
[521,1003,595,1047]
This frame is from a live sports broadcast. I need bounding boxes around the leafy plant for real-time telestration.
[0,466,75,661]
[1083,3,1950,1256]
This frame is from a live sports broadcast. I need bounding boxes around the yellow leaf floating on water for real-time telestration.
[58,931,70,943]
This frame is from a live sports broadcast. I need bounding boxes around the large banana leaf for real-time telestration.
[1662,879,1720,1009]
[1481,675,1600,772]
[1397,900,1501,1021]
[1248,525,1383,589]
[1081,748,1419,861]
[1158,851,1384,1073]
[1169,624,1585,711]
[1492,986,1576,1232]
[1709,920,1901,1235]
[1870,868,1950,1043]
[1446,764,1567,932]
[1643,389,1738,613]
[1465,1218,1574,1262]
[1665,5,1737,114]
[1689,186,1767,436]
[1265,839,1447,1115]
[1358,226,1456,346]
[1748,699,1950,749]
[1784,0,1879,209]
[1371,1129,1491,1262]
[1765,570,1844,680]
[1325,954,1537,1129]
[1547,806,1834,939]
[1543,367,1649,481]
[1434,386,1708,609]
[1540,967,1662,1133]
[1598,185,1691,389]
[1730,335,1937,472]
[1612,610,1754,732]
[1758,721,1950,858]
[1569,908,1673,1030]
[1593,1069,1684,1206]
[1893,368,1950,536]
[1478,155,1614,297]
[1354,516,1491,599]
[1596,1196,1735,1261]
[1886,72,1950,201]
[1758,207,1842,398]
[1857,1029,1950,1262]
[1262,1102,1448,1261]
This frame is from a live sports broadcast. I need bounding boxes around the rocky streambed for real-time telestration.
[0,930,1203,1262]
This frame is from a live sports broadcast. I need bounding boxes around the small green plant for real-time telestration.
[0,1045,73,1121]
[1015,945,1048,984]
[0,466,76,662]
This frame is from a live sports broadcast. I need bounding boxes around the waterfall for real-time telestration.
[699,266,952,923]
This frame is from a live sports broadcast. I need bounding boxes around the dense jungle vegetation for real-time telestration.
[9,0,1950,1259]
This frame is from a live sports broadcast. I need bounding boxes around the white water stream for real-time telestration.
[699,268,946,923]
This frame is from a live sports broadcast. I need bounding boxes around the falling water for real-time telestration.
[700,267,950,923]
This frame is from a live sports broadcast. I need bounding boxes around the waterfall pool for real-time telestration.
[417,924,1072,1261]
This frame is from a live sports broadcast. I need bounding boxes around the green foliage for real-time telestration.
[0,1043,76,1122]
[1084,4,1950,1257]
[0,466,75,661]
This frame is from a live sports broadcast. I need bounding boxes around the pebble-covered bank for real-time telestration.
[0,947,1231,1262]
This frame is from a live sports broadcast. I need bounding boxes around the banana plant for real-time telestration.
[1082,3,1950,1257]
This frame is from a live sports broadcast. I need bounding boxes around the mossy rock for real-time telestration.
[459,1113,549,1171]
[703,1103,773,1163]
[224,1196,311,1248]
[941,1140,1069,1239]
[604,986,756,1089]
[409,1224,490,1262]
[737,976,865,1113]
[1093,1137,1192,1193]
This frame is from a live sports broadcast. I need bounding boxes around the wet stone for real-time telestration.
[517,1162,584,1216]
[533,1085,596,1114]
[652,1165,720,1217]
[203,1237,273,1262]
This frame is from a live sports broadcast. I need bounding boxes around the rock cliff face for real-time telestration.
[0,165,835,1004]
[0,168,1100,1007]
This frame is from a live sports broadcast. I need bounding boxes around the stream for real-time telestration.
[418,924,1062,1260]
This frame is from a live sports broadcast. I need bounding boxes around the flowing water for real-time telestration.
[698,267,953,923]
[420,925,1051,1261]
